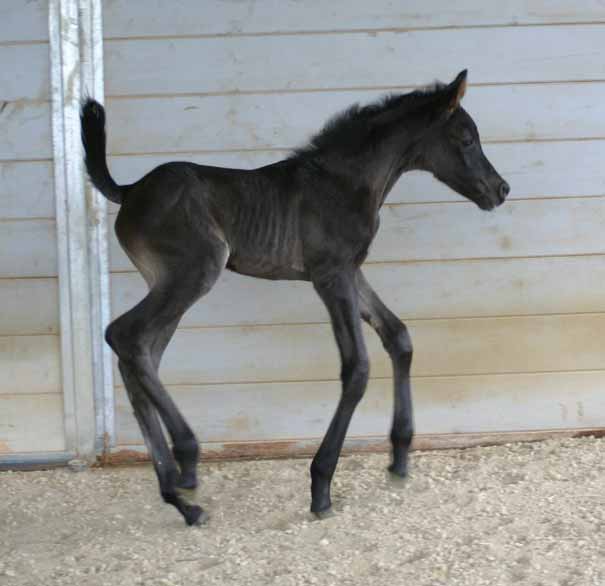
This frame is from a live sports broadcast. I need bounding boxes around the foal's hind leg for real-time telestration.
[106,242,227,524]
[119,362,206,525]
[149,317,199,490]
[356,270,414,478]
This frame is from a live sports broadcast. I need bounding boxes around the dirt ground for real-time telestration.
[2,437,605,586]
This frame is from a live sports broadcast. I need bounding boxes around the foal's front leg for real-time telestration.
[310,271,369,516]
[356,270,414,478]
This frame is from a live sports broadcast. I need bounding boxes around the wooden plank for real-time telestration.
[0,44,49,100]
[105,83,605,155]
[0,220,57,278]
[370,197,605,263]
[0,335,61,395]
[109,313,605,385]
[107,139,605,208]
[102,0,605,38]
[111,255,605,327]
[6,1,605,44]
[108,197,605,270]
[482,140,605,201]
[114,370,605,445]
[0,394,65,453]
[105,26,605,97]
[0,278,58,335]
[0,161,54,219]
[0,1,48,43]
[0,101,51,160]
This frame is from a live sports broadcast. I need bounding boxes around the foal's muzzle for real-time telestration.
[497,180,510,204]
[479,178,509,210]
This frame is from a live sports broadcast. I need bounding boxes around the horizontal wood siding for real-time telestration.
[0,220,57,278]
[103,3,605,451]
[9,85,605,159]
[112,255,605,325]
[0,43,49,100]
[102,1,605,37]
[0,278,58,335]
[116,371,605,445]
[110,314,605,385]
[0,0,64,455]
[0,161,55,219]
[0,1,48,43]
[0,101,52,160]
[103,84,605,155]
[6,1,605,43]
[0,394,65,454]
[103,26,605,96]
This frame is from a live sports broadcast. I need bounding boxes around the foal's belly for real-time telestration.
[226,253,310,281]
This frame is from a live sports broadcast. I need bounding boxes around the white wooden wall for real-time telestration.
[0,1,66,454]
[104,0,605,446]
[101,1,605,454]
[5,1,604,459]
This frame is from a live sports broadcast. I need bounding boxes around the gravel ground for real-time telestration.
[2,436,605,586]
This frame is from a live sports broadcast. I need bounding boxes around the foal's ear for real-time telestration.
[444,69,468,113]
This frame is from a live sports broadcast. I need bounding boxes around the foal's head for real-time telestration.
[421,70,509,210]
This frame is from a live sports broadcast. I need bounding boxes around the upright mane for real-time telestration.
[292,81,448,159]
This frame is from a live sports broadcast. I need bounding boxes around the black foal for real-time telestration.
[81,70,509,525]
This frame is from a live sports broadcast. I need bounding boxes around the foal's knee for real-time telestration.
[386,322,413,366]
[341,355,370,404]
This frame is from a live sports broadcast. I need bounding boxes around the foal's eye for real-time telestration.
[461,136,474,148]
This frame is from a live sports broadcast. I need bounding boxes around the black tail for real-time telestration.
[80,98,125,205]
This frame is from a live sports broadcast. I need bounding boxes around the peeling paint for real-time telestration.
[559,402,568,421]
[576,401,585,419]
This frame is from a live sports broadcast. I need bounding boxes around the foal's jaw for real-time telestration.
[431,169,509,211]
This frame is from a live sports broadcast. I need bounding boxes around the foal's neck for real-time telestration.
[300,95,437,214]
[340,118,429,213]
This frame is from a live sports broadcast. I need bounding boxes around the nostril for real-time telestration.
[499,181,510,198]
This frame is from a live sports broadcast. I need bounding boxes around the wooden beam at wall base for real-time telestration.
[101,427,605,466]
[5,428,602,470]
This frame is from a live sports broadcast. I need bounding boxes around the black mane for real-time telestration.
[292,82,448,158]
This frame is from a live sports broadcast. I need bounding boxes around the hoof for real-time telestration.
[387,464,408,485]
[184,505,209,527]
[311,506,334,520]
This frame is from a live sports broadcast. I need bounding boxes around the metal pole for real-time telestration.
[49,0,112,461]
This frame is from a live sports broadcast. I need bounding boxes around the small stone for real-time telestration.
[67,459,88,472]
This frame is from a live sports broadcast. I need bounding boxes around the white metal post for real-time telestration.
[49,0,113,460]
[79,0,115,455]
